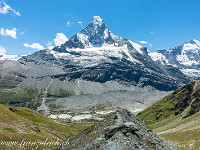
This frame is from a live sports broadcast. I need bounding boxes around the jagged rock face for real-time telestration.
[182,80,200,118]
[19,49,189,91]
[19,16,190,91]
[149,40,200,79]
[53,109,177,150]
[53,16,135,51]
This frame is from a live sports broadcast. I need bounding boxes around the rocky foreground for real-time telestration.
[53,109,177,150]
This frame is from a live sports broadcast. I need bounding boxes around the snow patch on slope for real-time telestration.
[180,69,200,78]
[149,52,169,65]
[76,33,89,47]
[122,45,141,64]
[183,43,199,51]
[0,55,21,61]
[51,43,142,66]
[129,40,143,54]
[193,39,200,46]
[177,53,199,66]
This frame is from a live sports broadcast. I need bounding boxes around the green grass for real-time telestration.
[0,75,41,108]
[0,80,75,109]
[138,81,195,125]
[138,81,200,150]
[4,127,16,133]
[139,111,200,150]
[0,90,16,104]
[0,104,90,150]
[48,88,75,98]
[0,74,23,89]
[161,129,200,150]
[0,88,41,108]
[12,88,39,103]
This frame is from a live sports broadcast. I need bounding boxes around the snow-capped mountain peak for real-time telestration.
[20,16,190,91]
[53,16,146,55]
[91,16,104,26]
[81,16,106,38]
[182,39,200,51]
[190,39,200,46]
[50,16,153,67]
[149,39,200,79]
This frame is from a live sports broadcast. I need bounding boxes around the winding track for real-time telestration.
[37,79,53,115]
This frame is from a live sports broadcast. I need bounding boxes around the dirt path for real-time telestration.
[37,79,53,115]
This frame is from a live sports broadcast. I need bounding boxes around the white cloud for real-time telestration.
[1,28,17,39]
[54,33,68,46]
[138,40,152,47]
[0,2,20,16]
[139,41,148,44]
[67,21,70,27]
[20,31,24,35]
[0,46,6,55]
[78,21,83,28]
[150,32,154,34]
[23,43,45,50]
[46,41,54,50]
[23,33,67,51]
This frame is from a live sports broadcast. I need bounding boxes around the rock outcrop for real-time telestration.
[53,109,177,150]
[181,80,200,118]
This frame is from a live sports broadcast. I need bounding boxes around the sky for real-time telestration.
[1,0,200,55]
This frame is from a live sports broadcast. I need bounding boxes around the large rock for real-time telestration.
[53,109,178,150]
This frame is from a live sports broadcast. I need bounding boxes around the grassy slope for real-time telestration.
[153,112,200,150]
[0,104,89,150]
[138,81,195,125]
[138,81,200,150]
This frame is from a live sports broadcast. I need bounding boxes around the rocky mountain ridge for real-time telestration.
[149,40,200,79]
[0,16,191,115]
[20,16,189,91]
[53,16,146,54]
[54,109,177,150]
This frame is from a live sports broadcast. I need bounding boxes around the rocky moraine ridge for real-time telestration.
[53,109,177,150]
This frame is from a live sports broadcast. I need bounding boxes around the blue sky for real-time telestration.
[1,0,200,55]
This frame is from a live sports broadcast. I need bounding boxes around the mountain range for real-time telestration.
[0,16,198,115]
[0,16,200,150]
[20,16,189,90]
[150,39,200,79]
